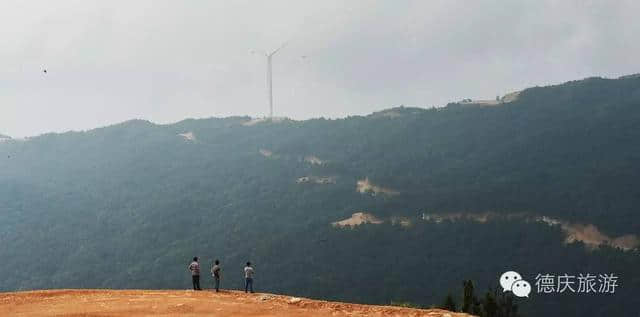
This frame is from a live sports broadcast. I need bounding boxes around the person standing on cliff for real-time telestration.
[188,257,202,290]
[211,259,221,292]
[244,262,254,293]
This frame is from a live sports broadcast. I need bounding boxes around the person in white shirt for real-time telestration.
[187,257,202,290]
[244,262,254,293]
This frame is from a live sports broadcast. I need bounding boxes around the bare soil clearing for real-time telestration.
[0,289,471,317]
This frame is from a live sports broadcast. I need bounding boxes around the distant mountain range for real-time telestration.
[1,74,639,317]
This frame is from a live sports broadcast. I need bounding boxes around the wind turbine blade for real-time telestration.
[269,41,289,56]
[250,48,268,56]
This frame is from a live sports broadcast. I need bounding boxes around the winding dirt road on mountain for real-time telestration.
[0,289,470,317]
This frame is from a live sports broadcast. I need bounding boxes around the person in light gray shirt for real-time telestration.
[244,262,254,293]
[211,259,221,292]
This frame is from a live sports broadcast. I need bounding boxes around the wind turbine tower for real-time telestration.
[253,42,287,120]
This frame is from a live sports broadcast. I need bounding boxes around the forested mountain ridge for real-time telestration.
[1,75,640,316]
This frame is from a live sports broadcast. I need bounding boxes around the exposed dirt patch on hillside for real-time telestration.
[259,149,274,157]
[333,212,384,227]
[0,289,470,317]
[242,117,288,126]
[334,211,638,250]
[304,155,325,165]
[333,213,412,228]
[297,176,336,184]
[537,216,639,251]
[390,216,413,227]
[421,212,639,251]
[356,178,399,197]
[178,132,196,142]
[458,91,521,106]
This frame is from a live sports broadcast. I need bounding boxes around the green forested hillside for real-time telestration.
[1,75,639,316]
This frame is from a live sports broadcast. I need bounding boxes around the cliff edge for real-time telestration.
[0,289,472,316]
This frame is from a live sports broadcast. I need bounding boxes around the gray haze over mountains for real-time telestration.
[1,0,640,137]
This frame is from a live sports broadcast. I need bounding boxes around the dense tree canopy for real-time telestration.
[1,75,639,316]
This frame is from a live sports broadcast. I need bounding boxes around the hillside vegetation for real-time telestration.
[1,75,640,316]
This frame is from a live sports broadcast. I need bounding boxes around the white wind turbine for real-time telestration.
[251,42,288,120]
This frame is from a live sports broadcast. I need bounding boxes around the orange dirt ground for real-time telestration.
[0,289,473,317]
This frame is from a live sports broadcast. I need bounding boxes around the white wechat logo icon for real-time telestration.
[511,280,532,298]
[499,271,530,298]
[500,271,522,292]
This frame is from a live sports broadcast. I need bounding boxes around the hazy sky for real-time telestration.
[1,0,639,137]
